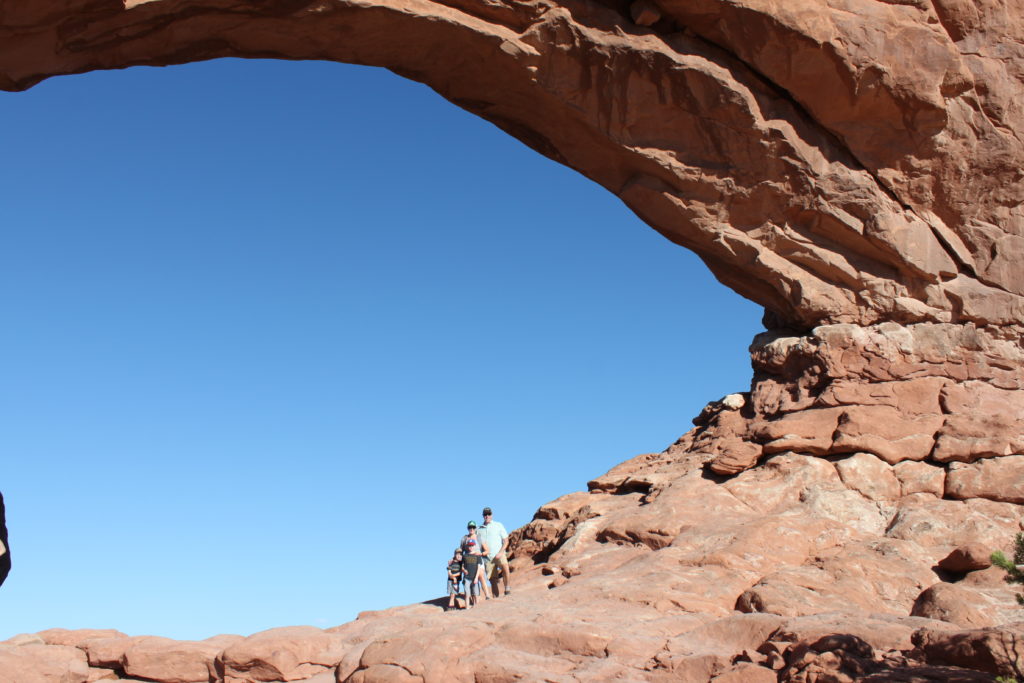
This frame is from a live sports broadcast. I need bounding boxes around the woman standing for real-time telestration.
[460,521,490,607]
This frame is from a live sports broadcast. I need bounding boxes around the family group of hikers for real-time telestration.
[445,507,511,610]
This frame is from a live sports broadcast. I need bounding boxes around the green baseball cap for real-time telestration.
[467,520,477,528]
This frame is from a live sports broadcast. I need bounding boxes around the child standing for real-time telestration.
[460,521,491,607]
[446,549,464,611]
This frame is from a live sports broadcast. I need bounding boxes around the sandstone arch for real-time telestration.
[4,2,1024,680]
[2,0,1021,331]
[4,0,1023,477]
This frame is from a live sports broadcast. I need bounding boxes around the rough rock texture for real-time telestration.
[939,543,996,573]
[914,625,1024,679]
[3,1,1024,681]
[1,0,1023,335]
[910,583,996,629]
[7,435,1024,681]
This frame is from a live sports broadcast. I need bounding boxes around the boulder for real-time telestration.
[709,439,763,475]
[217,626,348,682]
[121,636,224,683]
[910,583,995,629]
[0,643,90,683]
[914,626,1024,678]
[938,544,994,573]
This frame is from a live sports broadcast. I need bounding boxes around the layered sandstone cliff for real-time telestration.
[2,0,1023,681]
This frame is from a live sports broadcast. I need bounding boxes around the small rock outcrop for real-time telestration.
[940,544,995,574]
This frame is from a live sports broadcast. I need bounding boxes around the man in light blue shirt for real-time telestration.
[478,506,511,597]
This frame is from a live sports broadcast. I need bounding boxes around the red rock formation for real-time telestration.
[2,0,1024,681]
[2,0,1022,332]
[5,0,1019,471]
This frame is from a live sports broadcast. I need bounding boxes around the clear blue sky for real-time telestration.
[0,58,761,640]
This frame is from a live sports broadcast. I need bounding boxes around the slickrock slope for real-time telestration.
[3,0,1024,681]
[4,422,1024,681]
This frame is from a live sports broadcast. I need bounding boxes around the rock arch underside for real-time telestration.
[4,0,1024,681]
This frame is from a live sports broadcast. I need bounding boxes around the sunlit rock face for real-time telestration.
[3,1,1024,681]
[3,0,1022,449]
[2,0,1023,331]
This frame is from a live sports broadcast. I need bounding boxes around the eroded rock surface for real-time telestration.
[1,0,1023,334]
[7,1,1017,471]
[6,420,1023,681]
[3,0,1024,681]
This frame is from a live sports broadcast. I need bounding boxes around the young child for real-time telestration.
[446,548,464,611]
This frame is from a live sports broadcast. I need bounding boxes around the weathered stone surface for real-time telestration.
[3,633,45,646]
[3,1,1024,681]
[885,494,1021,553]
[934,382,1024,462]
[757,614,989,683]
[938,544,994,573]
[0,643,90,683]
[37,629,128,649]
[748,324,1024,472]
[217,626,347,682]
[84,636,135,668]
[946,456,1024,504]
[85,669,118,683]
[712,663,777,683]
[910,583,995,629]
[835,453,901,501]
[767,613,954,654]
[11,445,1024,682]
[914,625,1024,679]
[893,461,946,498]
[723,453,841,515]
[9,371,1024,683]
[1,0,1023,336]
[831,406,944,465]
[121,636,223,683]
[708,439,762,475]
[752,408,844,457]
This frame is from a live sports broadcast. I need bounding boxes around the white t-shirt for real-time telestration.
[478,520,508,560]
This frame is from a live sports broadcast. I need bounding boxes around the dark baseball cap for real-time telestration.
[482,507,493,516]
